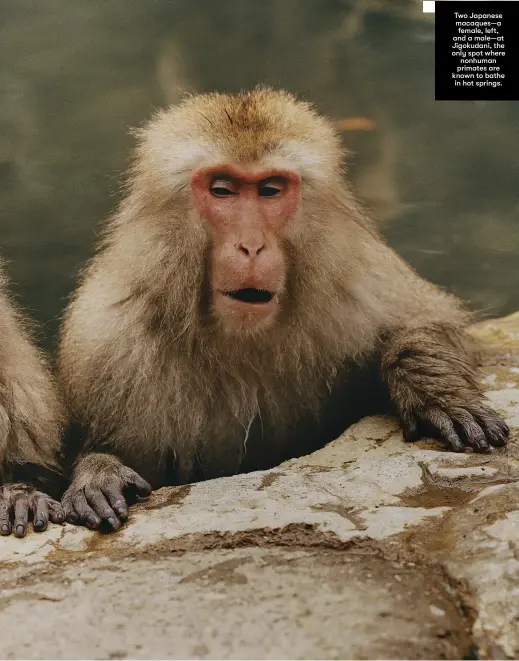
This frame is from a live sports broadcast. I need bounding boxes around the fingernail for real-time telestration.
[15,525,25,537]
[107,517,115,526]
[1,525,10,534]
[34,519,44,531]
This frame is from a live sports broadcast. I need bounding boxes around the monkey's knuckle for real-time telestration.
[0,494,11,509]
[63,495,80,515]
[83,484,99,498]
[487,416,504,431]
[120,467,139,484]
[455,413,485,435]
[12,492,29,507]
[483,409,503,425]
[93,471,120,489]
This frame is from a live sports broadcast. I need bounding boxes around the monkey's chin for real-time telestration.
[213,291,279,334]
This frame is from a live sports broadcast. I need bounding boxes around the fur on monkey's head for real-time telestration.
[129,87,346,204]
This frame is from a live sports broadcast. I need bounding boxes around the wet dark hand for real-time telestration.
[0,483,65,537]
[400,400,509,453]
[384,326,510,454]
[62,464,151,531]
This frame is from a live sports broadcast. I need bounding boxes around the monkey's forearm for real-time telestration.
[0,371,63,473]
[69,452,131,489]
[62,452,151,530]
[0,397,64,499]
[381,324,480,418]
[0,273,65,538]
[380,324,509,451]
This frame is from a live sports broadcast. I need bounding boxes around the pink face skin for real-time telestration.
[191,165,301,331]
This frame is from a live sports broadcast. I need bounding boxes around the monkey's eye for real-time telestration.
[258,178,284,197]
[210,178,237,197]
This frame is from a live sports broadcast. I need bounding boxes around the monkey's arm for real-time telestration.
[0,273,65,537]
[58,281,154,529]
[380,323,509,452]
[62,452,151,530]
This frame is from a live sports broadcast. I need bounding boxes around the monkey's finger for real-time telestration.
[499,419,510,436]
[32,495,49,532]
[84,486,120,530]
[103,485,129,521]
[13,496,30,538]
[128,473,152,499]
[422,409,465,453]
[452,411,490,453]
[48,500,66,525]
[0,498,12,536]
[62,492,79,524]
[72,491,102,529]
[472,408,509,448]
[477,418,508,447]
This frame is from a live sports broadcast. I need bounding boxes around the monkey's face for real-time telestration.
[191,164,301,333]
[132,89,346,335]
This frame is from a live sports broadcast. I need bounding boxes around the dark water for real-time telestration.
[1,0,518,349]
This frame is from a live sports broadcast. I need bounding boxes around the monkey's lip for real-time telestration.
[221,288,275,305]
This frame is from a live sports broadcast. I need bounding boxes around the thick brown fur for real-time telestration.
[0,263,65,536]
[58,88,508,530]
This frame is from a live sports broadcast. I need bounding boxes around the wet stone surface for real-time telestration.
[1,312,519,659]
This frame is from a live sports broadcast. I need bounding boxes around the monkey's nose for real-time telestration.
[236,241,265,258]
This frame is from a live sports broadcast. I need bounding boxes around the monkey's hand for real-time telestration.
[62,452,152,531]
[0,483,65,537]
[383,326,510,453]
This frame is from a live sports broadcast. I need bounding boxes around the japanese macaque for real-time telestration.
[58,88,509,531]
[0,265,65,537]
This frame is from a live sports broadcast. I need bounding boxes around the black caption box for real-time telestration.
[435,1,519,100]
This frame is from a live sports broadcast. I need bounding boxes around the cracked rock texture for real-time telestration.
[2,313,519,659]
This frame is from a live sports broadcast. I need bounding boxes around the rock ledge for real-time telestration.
[2,313,519,659]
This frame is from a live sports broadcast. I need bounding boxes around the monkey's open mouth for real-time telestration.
[224,288,274,304]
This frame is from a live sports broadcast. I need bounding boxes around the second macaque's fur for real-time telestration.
[0,266,63,482]
[59,88,506,508]
[0,264,65,535]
